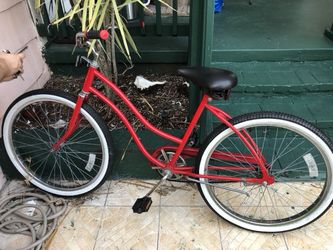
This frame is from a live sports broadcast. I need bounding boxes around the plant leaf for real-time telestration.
[89,0,94,24]
[89,0,103,30]
[96,0,110,29]
[53,7,84,25]
[82,0,88,31]
[114,32,130,62]
[158,0,176,11]
[87,39,97,55]
[122,21,139,56]
[111,0,131,59]
[69,0,82,21]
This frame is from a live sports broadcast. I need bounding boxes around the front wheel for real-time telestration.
[196,112,333,232]
[1,89,114,196]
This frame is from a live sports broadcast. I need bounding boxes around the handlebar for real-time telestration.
[75,30,109,49]
[85,30,109,40]
[75,30,110,67]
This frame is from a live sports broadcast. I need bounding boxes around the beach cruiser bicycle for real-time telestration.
[2,30,333,233]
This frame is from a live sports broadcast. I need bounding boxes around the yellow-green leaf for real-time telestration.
[115,32,130,62]
[88,39,97,55]
[97,0,110,29]
[69,0,82,21]
[158,0,176,11]
[53,7,84,25]
[122,21,139,56]
[89,0,103,30]
[82,0,88,31]
[89,0,94,23]
[112,0,131,59]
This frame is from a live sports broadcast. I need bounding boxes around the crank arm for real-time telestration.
[145,171,171,197]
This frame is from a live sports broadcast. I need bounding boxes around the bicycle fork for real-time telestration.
[206,104,275,185]
[51,92,86,151]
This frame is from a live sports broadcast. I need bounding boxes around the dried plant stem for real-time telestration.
[111,8,118,85]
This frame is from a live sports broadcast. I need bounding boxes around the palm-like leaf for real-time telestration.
[35,0,171,62]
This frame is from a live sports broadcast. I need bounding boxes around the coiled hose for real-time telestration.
[0,188,67,250]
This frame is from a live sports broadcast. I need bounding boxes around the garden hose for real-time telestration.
[0,188,68,250]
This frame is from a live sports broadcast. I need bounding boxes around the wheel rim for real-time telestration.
[199,118,333,232]
[3,94,109,196]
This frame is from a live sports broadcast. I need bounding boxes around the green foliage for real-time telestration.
[35,0,138,61]
[35,0,172,62]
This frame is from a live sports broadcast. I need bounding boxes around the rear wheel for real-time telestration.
[2,89,114,196]
[196,112,333,232]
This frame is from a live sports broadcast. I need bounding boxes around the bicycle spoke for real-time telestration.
[61,148,83,185]
[5,94,110,195]
[63,149,100,175]
[270,134,300,167]
[198,113,333,231]
[58,149,89,182]
[274,147,317,177]
[212,141,258,178]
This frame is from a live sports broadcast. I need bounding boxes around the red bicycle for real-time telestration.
[2,30,333,232]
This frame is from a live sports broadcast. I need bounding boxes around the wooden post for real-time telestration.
[325,23,333,41]
[188,0,214,140]
[172,0,178,36]
[155,0,162,36]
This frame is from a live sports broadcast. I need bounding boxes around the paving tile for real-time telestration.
[0,180,30,195]
[95,180,112,193]
[48,207,104,250]
[160,182,206,207]
[95,207,159,250]
[106,179,160,207]
[47,181,112,207]
[0,232,31,250]
[159,207,221,250]
[283,208,333,250]
[2,179,333,250]
[75,181,111,207]
[0,168,6,190]
[218,220,287,250]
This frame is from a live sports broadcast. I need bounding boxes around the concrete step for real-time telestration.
[210,93,333,130]
[211,61,333,93]
[212,48,333,62]
[213,0,333,62]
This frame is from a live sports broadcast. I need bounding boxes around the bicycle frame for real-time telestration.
[53,66,274,185]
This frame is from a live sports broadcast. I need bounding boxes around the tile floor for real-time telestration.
[1,179,333,250]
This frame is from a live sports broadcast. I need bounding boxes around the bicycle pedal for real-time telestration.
[132,196,152,214]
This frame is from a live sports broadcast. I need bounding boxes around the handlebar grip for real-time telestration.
[85,30,109,40]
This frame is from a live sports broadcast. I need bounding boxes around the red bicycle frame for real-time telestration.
[53,66,274,185]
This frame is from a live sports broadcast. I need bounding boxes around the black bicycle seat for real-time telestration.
[178,66,237,92]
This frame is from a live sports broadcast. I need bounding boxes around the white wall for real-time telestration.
[0,0,51,189]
